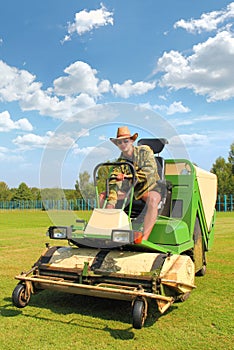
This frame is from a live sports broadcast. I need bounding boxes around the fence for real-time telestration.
[0,199,96,211]
[216,194,233,212]
[0,195,233,211]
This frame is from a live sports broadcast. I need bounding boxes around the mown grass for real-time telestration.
[0,210,233,350]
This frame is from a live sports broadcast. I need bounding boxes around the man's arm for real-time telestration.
[107,165,123,206]
[107,163,132,206]
[135,146,160,183]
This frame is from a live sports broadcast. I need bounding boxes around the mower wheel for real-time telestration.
[132,298,147,329]
[12,283,31,308]
[178,292,191,302]
[196,264,206,276]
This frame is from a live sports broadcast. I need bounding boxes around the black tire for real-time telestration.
[196,264,206,276]
[132,299,146,329]
[193,217,206,276]
[12,283,31,308]
[177,292,191,302]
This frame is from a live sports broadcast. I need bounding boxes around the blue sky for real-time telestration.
[0,0,233,188]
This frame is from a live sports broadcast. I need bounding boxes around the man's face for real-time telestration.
[116,138,133,152]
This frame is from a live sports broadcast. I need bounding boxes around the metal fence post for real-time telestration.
[224,195,227,212]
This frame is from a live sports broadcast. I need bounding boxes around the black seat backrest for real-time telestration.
[137,138,168,180]
[155,156,164,180]
[137,138,168,154]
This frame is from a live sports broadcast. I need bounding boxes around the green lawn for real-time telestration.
[0,210,233,350]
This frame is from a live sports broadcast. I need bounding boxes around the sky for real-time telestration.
[0,0,233,189]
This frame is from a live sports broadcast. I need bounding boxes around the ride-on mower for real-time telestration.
[12,139,217,329]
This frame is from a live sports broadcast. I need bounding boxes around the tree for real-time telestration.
[64,189,78,200]
[75,171,95,199]
[12,182,33,201]
[211,157,230,194]
[0,182,11,201]
[211,142,234,195]
[79,171,91,190]
[97,164,112,193]
[31,187,41,200]
[40,187,64,201]
[75,164,114,200]
[75,180,82,198]
[228,142,234,175]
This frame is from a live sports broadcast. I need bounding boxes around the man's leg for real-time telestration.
[99,192,106,208]
[101,191,126,209]
[141,191,161,240]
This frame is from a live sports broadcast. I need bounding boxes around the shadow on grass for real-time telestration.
[1,291,177,338]
[1,300,135,340]
[0,300,22,317]
[32,291,177,328]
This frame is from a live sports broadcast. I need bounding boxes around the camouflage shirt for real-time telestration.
[108,145,160,205]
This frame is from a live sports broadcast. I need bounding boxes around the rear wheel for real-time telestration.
[193,217,206,276]
[12,283,31,308]
[132,298,147,329]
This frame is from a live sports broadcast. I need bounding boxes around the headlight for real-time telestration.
[111,230,134,244]
[111,230,143,244]
[48,226,71,239]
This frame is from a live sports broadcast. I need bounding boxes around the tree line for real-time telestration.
[0,181,80,202]
[0,142,233,202]
[210,142,234,195]
[0,168,108,203]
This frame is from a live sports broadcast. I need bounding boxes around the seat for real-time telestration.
[155,156,165,180]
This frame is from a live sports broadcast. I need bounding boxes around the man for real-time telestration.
[104,126,161,241]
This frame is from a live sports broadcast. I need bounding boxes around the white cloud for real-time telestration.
[14,118,33,131]
[12,128,91,151]
[137,101,190,115]
[0,152,23,162]
[170,133,209,147]
[53,61,111,97]
[171,114,233,127]
[0,60,42,102]
[0,60,98,120]
[62,3,114,42]
[13,132,52,150]
[153,101,190,115]
[0,110,33,132]
[73,145,95,155]
[71,104,119,124]
[13,131,73,150]
[113,79,156,98]
[0,146,8,153]
[174,2,234,33]
[136,102,153,111]
[73,145,111,159]
[0,145,23,162]
[0,59,156,121]
[155,30,234,102]
[21,91,96,120]
[166,101,190,115]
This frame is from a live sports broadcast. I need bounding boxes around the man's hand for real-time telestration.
[116,173,125,181]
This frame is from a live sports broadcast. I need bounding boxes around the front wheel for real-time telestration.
[12,283,31,308]
[132,298,147,329]
[196,264,206,276]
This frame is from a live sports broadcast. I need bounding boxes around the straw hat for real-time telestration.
[110,126,138,145]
